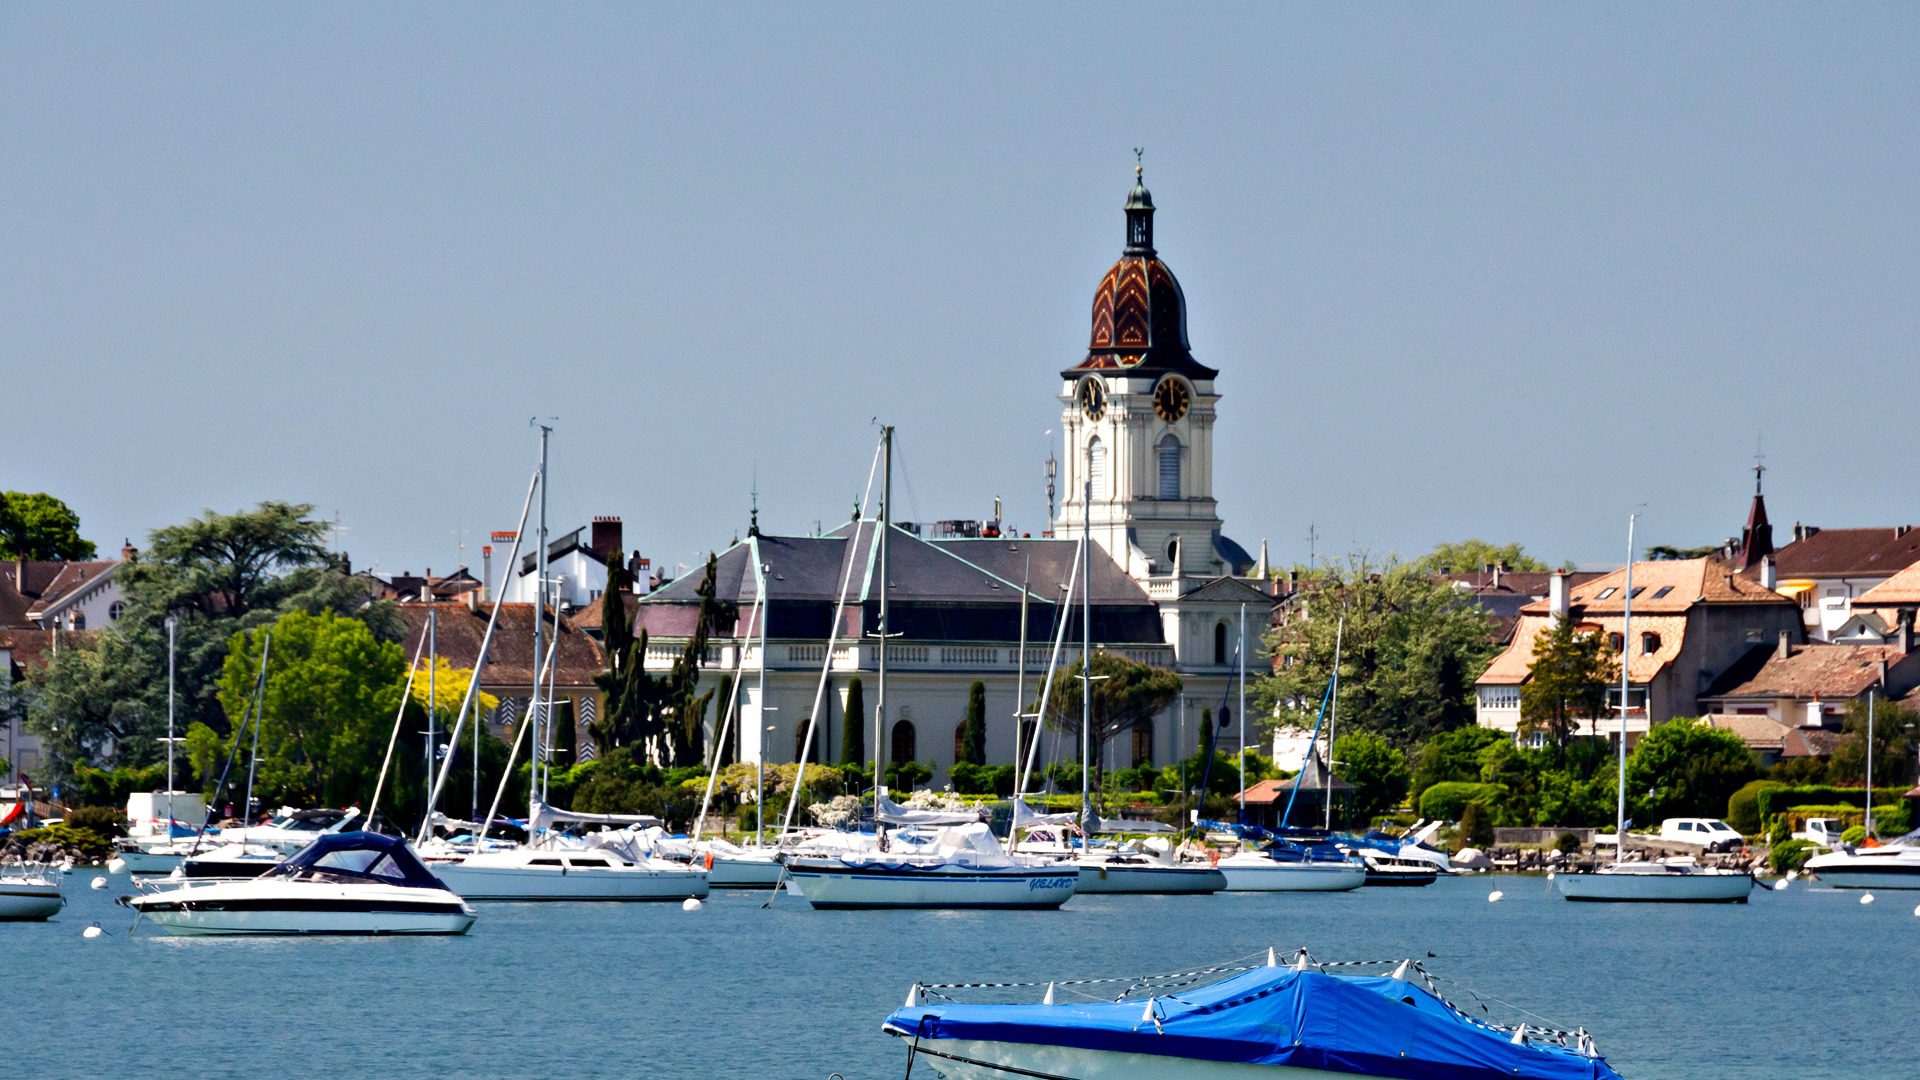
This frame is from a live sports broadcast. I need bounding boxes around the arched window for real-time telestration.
[1219,706,1232,730]
[794,721,818,764]
[1087,437,1106,498]
[891,719,917,766]
[1130,721,1153,768]
[1214,622,1229,665]
[1157,434,1183,499]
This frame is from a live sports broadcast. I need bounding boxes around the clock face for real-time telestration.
[1153,376,1191,422]
[1078,377,1107,421]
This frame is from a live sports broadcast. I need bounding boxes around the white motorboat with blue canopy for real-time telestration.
[125,832,474,936]
[884,951,1625,1080]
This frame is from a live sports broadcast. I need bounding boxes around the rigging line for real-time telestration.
[364,624,433,830]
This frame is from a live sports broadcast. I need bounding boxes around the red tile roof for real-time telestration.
[1766,526,1920,579]
[391,602,605,690]
[1518,558,1792,616]
[1705,643,1912,700]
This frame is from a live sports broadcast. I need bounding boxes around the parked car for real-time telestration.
[1659,818,1744,852]
[1793,817,1848,849]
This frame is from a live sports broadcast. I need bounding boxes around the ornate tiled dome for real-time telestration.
[1072,168,1217,379]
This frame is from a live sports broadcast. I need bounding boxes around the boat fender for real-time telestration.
[1207,848,1219,868]
[704,851,715,871]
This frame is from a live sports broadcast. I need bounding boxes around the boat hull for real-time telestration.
[130,884,474,936]
[1073,863,1226,894]
[1556,870,1752,903]
[1803,863,1920,890]
[0,883,64,921]
[708,855,784,889]
[1363,868,1437,887]
[433,862,709,901]
[785,862,1078,909]
[897,1036,1335,1080]
[117,849,186,875]
[1216,860,1366,893]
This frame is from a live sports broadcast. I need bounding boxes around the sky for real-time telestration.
[5,6,1918,580]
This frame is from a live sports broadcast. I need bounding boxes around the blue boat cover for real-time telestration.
[264,831,449,891]
[885,966,1624,1080]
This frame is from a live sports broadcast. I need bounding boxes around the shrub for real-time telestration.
[63,805,125,839]
[69,762,167,808]
[1769,838,1815,874]
[1419,781,1507,822]
[886,760,932,792]
[1753,786,1909,824]
[8,823,112,862]
[1555,832,1581,855]
[949,762,1016,796]
[1104,764,1161,794]
[1726,779,1786,835]
[1841,825,1868,845]
[1456,801,1495,851]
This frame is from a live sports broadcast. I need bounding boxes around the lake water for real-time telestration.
[9,871,1911,1078]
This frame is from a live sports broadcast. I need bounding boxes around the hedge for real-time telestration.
[1753,786,1909,823]
[1419,782,1507,822]
[1777,803,1909,835]
[1726,780,1786,835]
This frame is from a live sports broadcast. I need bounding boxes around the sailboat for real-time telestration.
[1556,515,1752,904]
[779,426,1078,910]
[415,426,706,902]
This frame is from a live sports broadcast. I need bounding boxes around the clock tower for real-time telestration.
[1057,165,1248,583]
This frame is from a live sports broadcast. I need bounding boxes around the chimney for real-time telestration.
[591,516,623,563]
[1492,562,1505,589]
[1760,554,1777,591]
[1549,571,1570,619]
[629,553,652,596]
[1899,608,1914,654]
[481,545,493,603]
[465,588,480,613]
[1777,630,1792,660]
[1805,698,1824,729]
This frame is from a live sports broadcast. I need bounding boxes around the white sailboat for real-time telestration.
[779,427,1077,910]
[415,426,706,902]
[1557,515,1752,904]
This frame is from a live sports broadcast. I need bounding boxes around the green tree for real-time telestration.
[214,610,406,811]
[1045,652,1182,785]
[1411,539,1547,575]
[1826,696,1919,788]
[1408,725,1509,809]
[1519,618,1616,754]
[1258,558,1497,747]
[0,491,96,560]
[21,631,152,775]
[959,681,987,766]
[1624,717,1759,823]
[841,676,867,767]
[1332,731,1409,825]
[590,564,647,751]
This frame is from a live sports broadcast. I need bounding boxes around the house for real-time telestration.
[1698,633,1920,730]
[1838,564,1920,646]
[1237,751,1351,830]
[1437,567,1603,645]
[0,629,59,780]
[0,542,137,631]
[357,566,482,604]
[1756,523,1920,641]
[1475,558,1803,744]
[390,600,607,766]
[495,516,652,613]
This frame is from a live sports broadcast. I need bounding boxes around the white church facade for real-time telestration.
[633,168,1276,785]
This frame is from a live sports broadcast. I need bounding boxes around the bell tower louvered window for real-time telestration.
[1157,435,1182,499]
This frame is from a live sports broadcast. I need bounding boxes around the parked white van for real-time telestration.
[1659,818,1744,852]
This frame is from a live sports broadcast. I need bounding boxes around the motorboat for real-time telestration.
[219,807,363,853]
[884,951,1623,1080]
[1348,821,1455,875]
[125,832,475,936]
[1216,831,1366,893]
[1017,825,1224,895]
[1805,828,1920,889]
[674,837,785,888]
[1554,857,1752,903]
[175,842,292,880]
[1352,849,1438,887]
[784,822,1078,910]
[0,861,64,921]
[429,827,709,902]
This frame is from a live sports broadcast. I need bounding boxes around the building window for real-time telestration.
[891,720,917,765]
[1479,686,1520,710]
[1214,622,1229,665]
[1605,686,1648,713]
[1641,632,1660,654]
[1607,632,1624,652]
[1088,437,1106,498]
[1165,538,1179,566]
[1218,706,1232,731]
[1596,588,1617,600]
[1651,586,1674,600]
[1131,721,1153,768]
[794,723,817,764]
[70,612,86,631]
[1157,435,1183,500]
[108,601,125,621]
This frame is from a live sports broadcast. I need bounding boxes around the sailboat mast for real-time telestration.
[1326,614,1343,832]
[1867,690,1876,837]
[1015,556,1029,779]
[1081,441,1093,830]
[875,425,892,798]
[1237,602,1247,826]
[1617,513,1635,862]
[243,633,270,823]
[166,615,176,813]
[532,422,551,826]
[427,605,437,810]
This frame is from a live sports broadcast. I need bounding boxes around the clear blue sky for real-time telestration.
[6,6,1917,578]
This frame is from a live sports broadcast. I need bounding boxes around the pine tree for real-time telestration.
[841,676,867,766]
[960,681,988,765]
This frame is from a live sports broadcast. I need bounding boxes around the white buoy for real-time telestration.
[90,876,107,890]
[1786,869,1799,881]
[106,858,127,874]
[82,922,104,939]
[1488,890,1505,903]
[1911,904,1919,918]
[681,896,704,911]
[1860,893,1875,905]
[1772,878,1789,891]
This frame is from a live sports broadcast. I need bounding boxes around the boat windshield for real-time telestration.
[266,832,446,889]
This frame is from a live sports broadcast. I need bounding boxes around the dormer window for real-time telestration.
[1596,588,1617,600]
[1607,632,1624,652]
[1641,632,1661,654]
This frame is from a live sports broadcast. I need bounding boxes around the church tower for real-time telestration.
[1056,164,1250,582]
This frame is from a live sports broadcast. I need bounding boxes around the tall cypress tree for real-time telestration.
[960,681,987,765]
[841,676,866,766]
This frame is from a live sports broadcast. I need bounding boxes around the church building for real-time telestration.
[634,168,1275,784]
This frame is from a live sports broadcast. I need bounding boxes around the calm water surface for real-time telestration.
[9,872,1912,1078]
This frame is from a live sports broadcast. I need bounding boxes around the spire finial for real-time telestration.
[749,475,761,538]
[1753,434,1767,495]
[1134,146,1144,176]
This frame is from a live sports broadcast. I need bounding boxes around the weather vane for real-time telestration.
[1133,147,1144,173]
